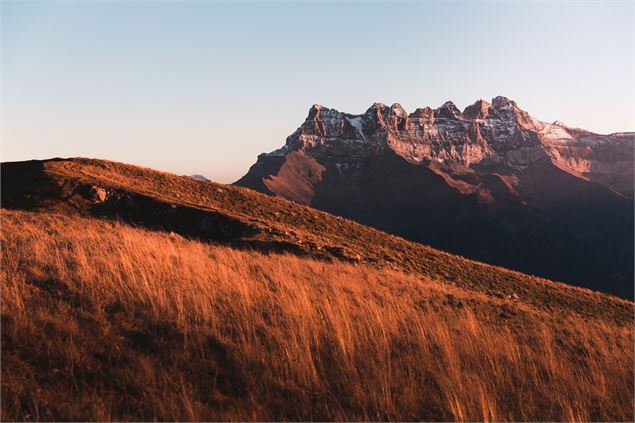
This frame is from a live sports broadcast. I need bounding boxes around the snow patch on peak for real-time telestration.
[347,116,367,142]
[540,123,574,141]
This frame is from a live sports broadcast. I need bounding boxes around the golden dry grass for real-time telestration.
[1,209,633,421]
[3,157,632,327]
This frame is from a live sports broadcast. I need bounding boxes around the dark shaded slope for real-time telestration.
[322,155,633,298]
[234,99,634,299]
[237,151,634,299]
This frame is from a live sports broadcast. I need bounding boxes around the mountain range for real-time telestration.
[235,96,634,298]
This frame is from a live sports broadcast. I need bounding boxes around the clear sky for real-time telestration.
[2,1,633,183]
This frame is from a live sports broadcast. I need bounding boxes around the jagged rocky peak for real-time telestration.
[281,96,632,171]
[434,101,462,120]
[386,103,412,131]
[491,95,517,109]
[390,103,407,117]
[462,99,490,120]
[307,103,323,118]
[285,97,534,157]
[242,95,634,204]
[476,96,533,128]
[409,107,435,125]
[296,97,530,134]
[306,104,344,122]
[301,97,529,129]
[298,104,348,138]
[363,102,387,124]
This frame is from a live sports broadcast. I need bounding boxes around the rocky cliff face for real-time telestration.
[262,97,633,196]
[235,97,634,298]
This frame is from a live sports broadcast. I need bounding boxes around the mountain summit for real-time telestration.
[235,97,634,298]
[241,97,633,196]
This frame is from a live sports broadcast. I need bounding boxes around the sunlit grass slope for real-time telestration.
[1,210,633,421]
[2,158,631,325]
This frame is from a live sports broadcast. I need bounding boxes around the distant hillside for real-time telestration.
[188,173,209,181]
[235,97,634,298]
[1,157,631,323]
[1,209,633,421]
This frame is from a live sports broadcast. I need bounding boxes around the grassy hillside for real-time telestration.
[2,158,632,325]
[2,209,633,421]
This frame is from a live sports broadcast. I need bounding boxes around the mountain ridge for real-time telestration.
[251,96,633,196]
[235,97,634,298]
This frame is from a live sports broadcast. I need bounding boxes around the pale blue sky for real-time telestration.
[2,1,633,182]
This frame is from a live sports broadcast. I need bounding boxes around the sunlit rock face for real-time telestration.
[235,97,634,299]
[265,97,633,195]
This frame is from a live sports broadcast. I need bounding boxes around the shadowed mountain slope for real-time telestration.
[235,97,634,298]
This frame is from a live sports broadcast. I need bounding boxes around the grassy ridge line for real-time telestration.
[1,209,633,421]
[34,157,633,324]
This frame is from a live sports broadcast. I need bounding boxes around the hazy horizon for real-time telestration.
[2,1,634,183]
